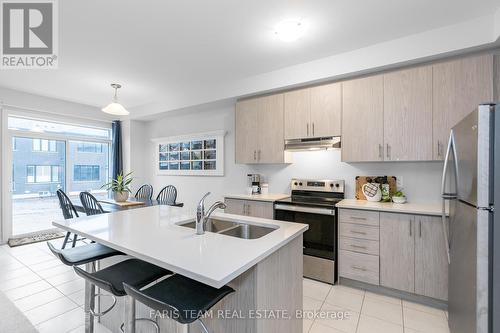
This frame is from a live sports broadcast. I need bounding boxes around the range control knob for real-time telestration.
[329,183,334,187]
[335,183,340,188]
[294,182,298,186]
[299,182,303,186]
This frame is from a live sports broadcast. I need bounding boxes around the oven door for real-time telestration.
[274,203,335,260]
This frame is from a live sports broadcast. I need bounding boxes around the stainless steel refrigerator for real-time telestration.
[442,103,499,333]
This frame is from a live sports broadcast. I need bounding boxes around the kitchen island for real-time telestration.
[53,205,307,333]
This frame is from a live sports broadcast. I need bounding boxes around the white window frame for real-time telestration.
[152,130,225,177]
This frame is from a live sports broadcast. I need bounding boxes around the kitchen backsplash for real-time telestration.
[247,150,443,204]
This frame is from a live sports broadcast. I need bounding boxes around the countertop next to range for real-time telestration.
[336,199,447,216]
[224,193,290,202]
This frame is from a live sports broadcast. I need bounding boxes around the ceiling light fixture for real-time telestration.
[102,83,129,116]
[274,20,305,42]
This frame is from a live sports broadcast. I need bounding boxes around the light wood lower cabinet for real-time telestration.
[339,208,449,301]
[415,215,448,300]
[380,212,416,293]
[224,198,274,219]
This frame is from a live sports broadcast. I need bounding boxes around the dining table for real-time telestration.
[73,197,173,214]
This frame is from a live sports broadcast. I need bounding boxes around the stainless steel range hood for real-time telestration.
[284,136,341,151]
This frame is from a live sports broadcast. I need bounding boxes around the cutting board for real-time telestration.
[99,199,145,207]
[355,176,397,200]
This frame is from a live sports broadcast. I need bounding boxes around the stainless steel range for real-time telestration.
[274,179,345,284]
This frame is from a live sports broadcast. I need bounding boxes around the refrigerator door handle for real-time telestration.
[441,131,458,264]
[441,130,458,199]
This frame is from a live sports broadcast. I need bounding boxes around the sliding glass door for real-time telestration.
[12,137,66,235]
[5,116,112,238]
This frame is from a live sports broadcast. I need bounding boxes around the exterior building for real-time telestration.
[12,137,110,198]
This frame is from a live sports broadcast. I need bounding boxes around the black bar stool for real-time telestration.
[47,242,121,267]
[47,242,123,332]
[73,259,171,333]
[123,274,234,333]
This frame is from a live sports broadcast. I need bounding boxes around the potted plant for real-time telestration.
[102,172,133,202]
[392,190,407,204]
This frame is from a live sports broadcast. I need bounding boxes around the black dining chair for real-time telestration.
[56,189,82,249]
[135,184,153,201]
[156,185,184,207]
[80,192,105,216]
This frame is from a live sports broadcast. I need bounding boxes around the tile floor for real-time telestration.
[0,239,111,333]
[302,278,450,333]
[0,240,450,333]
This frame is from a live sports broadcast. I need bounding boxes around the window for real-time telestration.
[8,116,111,139]
[32,139,57,152]
[26,165,60,183]
[77,142,103,153]
[74,165,100,182]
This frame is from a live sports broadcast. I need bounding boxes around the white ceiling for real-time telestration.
[0,0,499,119]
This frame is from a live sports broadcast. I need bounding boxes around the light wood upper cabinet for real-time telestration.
[258,94,286,163]
[433,54,493,160]
[235,98,260,164]
[380,212,415,293]
[284,83,342,140]
[383,66,433,161]
[284,89,310,140]
[342,76,384,162]
[310,83,342,137]
[415,215,449,300]
[235,94,288,164]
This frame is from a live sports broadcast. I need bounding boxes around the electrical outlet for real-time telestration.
[396,176,404,189]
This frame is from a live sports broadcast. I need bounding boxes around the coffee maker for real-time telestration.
[247,174,261,195]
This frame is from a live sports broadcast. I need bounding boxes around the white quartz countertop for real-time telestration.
[336,199,447,216]
[224,193,290,202]
[52,205,307,288]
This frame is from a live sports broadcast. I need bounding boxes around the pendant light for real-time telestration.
[102,83,129,116]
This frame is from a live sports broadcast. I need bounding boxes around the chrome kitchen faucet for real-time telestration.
[196,192,227,235]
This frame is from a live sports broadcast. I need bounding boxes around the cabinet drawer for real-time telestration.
[339,209,379,226]
[339,223,380,241]
[339,237,379,255]
[339,250,380,285]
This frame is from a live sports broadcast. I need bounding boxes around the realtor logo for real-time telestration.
[1,0,58,68]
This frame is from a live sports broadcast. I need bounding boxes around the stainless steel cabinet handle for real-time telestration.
[350,217,367,221]
[350,230,367,235]
[419,220,422,238]
[409,219,412,237]
[306,123,309,137]
[379,144,383,159]
[437,141,441,157]
[247,204,251,216]
[312,123,315,136]
[350,244,367,249]
[386,144,390,159]
[351,265,367,272]
[243,204,246,215]
[258,150,261,161]
[253,150,256,161]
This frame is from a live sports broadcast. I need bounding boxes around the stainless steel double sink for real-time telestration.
[178,218,277,239]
